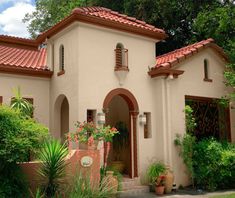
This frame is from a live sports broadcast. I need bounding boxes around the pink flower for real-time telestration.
[88,136,94,146]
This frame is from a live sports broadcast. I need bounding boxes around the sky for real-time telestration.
[0,0,35,38]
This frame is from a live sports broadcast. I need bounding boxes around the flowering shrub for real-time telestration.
[155,175,165,187]
[68,121,119,144]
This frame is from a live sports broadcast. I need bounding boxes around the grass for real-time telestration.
[210,193,235,198]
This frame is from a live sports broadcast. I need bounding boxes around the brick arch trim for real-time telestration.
[103,88,139,112]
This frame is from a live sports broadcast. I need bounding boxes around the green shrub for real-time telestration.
[0,105,48,164]
[193,138,235,190]
[0,105,48,197]
[0,163,29,198]
[68,173,114,198]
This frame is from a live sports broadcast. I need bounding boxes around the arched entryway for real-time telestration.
[54,95,69,143]
[103,88,139,178]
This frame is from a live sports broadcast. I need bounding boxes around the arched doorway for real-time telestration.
[54,95,69,143]
[103,88,139,178]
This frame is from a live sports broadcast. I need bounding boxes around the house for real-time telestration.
[0,7,234,186]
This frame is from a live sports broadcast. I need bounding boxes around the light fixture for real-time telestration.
[97,112,106,124]
[139,114,147,125]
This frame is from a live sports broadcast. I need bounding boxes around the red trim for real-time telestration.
[148,68,184,78]
[0,65,53,78]
[103,88,139,178]
[203,78,213,82]
[0,96,2,105]
[57,70,65,76]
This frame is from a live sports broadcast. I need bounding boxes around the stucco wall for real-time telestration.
[76,23,165,181]
[168,48,234,186]
[48,24,79,139]
[0,73,50,127]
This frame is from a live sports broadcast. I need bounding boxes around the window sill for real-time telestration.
[204,78,213,82]
[57,70,65,76]
[114,66,129,71]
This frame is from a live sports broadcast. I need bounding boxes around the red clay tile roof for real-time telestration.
[154,38,228,69]
[0,45,48,71]
[37,7,167,42]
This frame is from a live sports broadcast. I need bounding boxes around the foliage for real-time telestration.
[0,105,48,164]
[193,138,235,191]
[70,121,119,143]
[10,87,33,118]
[0,163,29,198]
[147,162,166,185]
[38,139,68,198]
[184,105,197,134]
[174,133,196,186]
[155,175,165,187]
[67,173,114,198]
[174,106,196,186]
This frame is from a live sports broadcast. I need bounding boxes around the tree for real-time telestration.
[192,5,235,100]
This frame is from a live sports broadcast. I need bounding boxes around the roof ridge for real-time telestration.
[156,38,214,59]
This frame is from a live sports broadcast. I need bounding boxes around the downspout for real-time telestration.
[166,74,173,167]
[163,74,174,167]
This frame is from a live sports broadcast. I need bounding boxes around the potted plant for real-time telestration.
[155,175,166,195]
[67,121,119,150]
[147,162,166,192]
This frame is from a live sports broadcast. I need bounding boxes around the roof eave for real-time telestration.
[148,68,184,78]
[36,12,167,42]
[0,65,53,78]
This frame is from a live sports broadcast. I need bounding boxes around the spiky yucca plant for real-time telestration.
[11,87,33,117]
[38,139,68,198]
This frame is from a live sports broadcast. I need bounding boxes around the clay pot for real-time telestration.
[155,186,165,195]
[164,167,174,193]
[104,171,118,194]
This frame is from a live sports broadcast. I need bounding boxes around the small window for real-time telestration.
[204,59,212,82]
[87,109,97,123]
[0,96,2,105]
[58,45,65,76]
[115,43,128,69]
[144,112,152,139]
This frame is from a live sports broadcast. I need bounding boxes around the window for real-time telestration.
[0,96,2,105]
[58,44,65,76]
[115,43,128,69]
[203,59,212,82]
[87,109,97,123]
[144,112,152,139]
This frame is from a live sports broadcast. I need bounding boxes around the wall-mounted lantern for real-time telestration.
[97,112,106,125]
[139,114,147,125]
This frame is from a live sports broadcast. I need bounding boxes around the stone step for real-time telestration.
[118,185,149,197]
[121,177,140,190]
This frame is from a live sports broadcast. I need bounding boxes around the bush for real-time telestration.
[147,162,166,185]
[193,138,235,190]
[68,174,114,198]
[0,105,49,197]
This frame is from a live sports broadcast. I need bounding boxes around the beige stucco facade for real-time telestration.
[1,21,234,186]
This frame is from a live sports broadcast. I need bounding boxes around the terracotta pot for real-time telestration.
[79,140,99,150]
[164,167,174,193]
[104,171,118,194]
[155,186,165,195]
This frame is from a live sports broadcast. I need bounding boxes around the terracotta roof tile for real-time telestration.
[154,38,227,69]
[0,45,48,71]
[72,7,165,34]
[37,7,167,42]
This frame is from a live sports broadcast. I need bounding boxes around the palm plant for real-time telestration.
[11,87,33,117]
[38,139,68,198]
